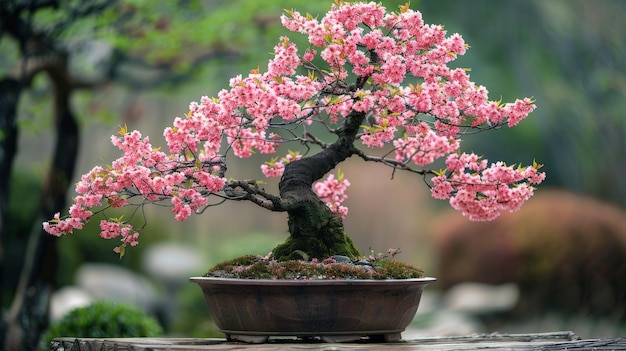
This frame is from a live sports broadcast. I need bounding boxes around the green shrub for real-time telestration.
[44,300,163,346]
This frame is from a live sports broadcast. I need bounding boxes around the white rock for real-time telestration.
[444,282,520,314]
[407,310,483,337]
[49,286,94,322]
[142,243,204,282]
[75,263,158,312]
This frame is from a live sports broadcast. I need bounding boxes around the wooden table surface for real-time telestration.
[51,331,626,350]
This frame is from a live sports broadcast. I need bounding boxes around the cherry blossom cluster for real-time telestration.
[281,1,543,217]
[44,128,227,254]
[314,172,351,219]
[261,150,302,178]
[430,154,545,220]
[43,1,544,253]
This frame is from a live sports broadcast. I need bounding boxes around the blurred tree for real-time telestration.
[0,0,339,349]
[1,2,104,349]
[421,0,626,206]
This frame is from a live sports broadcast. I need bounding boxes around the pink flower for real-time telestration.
[502,98,536,127]
[393,123,459,166]
[42,1,543,254]
[261,151,302,178]
[172,196,192,221]
[432,155,545,221]
[261,162,285,178]
[314,173,351,219]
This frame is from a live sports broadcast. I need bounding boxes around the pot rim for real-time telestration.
[189,276,436,286]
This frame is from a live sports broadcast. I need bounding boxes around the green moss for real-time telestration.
[236,260,273,279]
[271,230,361,261]
[273,196,361,261]
[210,254,258,271]
[373,260,425,279]
[206,255,424,280]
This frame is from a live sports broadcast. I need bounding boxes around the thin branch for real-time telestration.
[222,180,284,211]
[304,131,330,149]
[353,147,434,177]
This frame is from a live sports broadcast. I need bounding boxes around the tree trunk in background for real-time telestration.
[3,59,80,351]
[0,77,22,350]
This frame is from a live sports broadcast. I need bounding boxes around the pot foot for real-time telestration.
[226,334,269,343]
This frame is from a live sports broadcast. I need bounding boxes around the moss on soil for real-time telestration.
[206,254,424,280]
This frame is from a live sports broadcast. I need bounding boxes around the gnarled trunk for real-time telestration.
[273,111,365,260]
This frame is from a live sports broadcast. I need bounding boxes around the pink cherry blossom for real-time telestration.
[261,151,302,178]
[430,156,545,221]
[314,173,351,220]
[43,2,544,255]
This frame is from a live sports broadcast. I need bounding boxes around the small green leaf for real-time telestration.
[433,169,447,177]
[337,168,344,181]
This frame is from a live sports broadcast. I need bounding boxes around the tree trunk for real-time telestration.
[3,57,80,351]
[0,77,21,350]
[0,78,20,240]
[273,111,366,260]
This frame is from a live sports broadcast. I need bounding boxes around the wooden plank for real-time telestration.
[50,332,626,351]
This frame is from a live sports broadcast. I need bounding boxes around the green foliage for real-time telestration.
[89,0,414,76]
[0,37,20,68]
[92,1,332,71]
[43,300,162,346]
[15,75,54,133]
[7,170,42,233]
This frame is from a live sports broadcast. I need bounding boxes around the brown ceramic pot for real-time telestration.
[189,276,436,343]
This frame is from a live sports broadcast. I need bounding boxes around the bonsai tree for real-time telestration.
[43,1,544,261]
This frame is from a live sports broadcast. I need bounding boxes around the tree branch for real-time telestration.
[222,180,285,212]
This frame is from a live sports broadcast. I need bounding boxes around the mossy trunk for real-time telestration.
[272,183,360,261]
[272,111,365,261]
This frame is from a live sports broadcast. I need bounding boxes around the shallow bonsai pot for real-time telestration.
[189,276,436,343]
